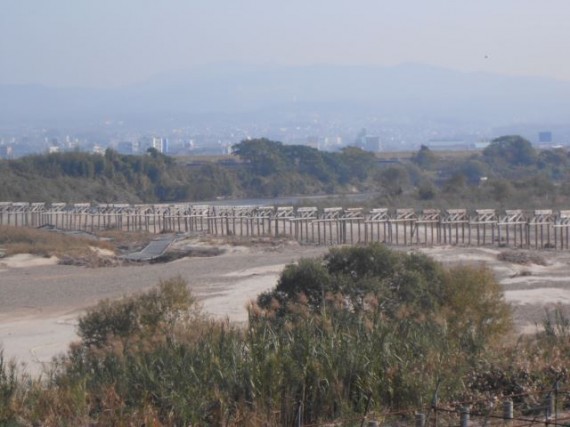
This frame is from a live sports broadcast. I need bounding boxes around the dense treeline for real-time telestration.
[404,135,570,208]
[0,141,376,203]
[0,148,235,203]
[2,135,570,207]
[233,139,376,196]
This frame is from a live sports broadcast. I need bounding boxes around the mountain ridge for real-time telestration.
[2,63,570,126]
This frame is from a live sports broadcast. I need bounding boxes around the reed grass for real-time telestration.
[0,247,567,425]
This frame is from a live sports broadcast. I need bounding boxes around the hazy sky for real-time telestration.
[2,0,569,87]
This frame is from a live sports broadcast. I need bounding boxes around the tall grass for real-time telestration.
[0,225,114,257]
[0,247,567,425]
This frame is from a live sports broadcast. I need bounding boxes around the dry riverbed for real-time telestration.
[1,237,569,375]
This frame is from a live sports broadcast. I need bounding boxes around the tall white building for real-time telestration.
[152,137,169,154]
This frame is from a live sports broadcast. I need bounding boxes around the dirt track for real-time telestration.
[2,241,570,375]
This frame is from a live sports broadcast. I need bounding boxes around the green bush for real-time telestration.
[77,276,196,348]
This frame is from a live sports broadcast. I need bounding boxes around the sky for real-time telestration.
[2,0,570,88]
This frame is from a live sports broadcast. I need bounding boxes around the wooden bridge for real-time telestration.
[1,202,570,250]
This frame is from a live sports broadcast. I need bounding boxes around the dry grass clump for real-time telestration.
[497,250,547,266]
[0,225,114,258]
[58,253,122,268]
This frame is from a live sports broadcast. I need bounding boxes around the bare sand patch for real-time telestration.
[505,288,570,305]
[0,312,78,373]
[0,254,59,269]
[88,246,115,257]
[201,273,281,322]
[502,275,570,285]
[222,264,287,278]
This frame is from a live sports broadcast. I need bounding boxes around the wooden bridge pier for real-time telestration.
[3,202,570,252]
[416,209,440,245]
[498,210,527,248]
[441,209,468,245]
[391,209,416,246]
[292,207,318,244]
[472,209,498,247]
[530,210,554,249]
[365,208,389,244]
[274,206,294,238]
[317,208,342,245]
[339,208,364,244]
[554,210,570,250]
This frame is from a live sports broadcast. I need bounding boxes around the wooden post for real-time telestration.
[546,393,555,421]
[503,400,513,424]
[460,406,469,427]
[415,413,426,427]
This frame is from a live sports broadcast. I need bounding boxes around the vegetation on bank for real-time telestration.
[0,141,375,203]
[1,135,570,207]
[0,225,112,258]
[0,226,154,269]
[0,244,568,426]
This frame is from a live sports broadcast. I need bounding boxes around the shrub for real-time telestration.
[77,276,196,347]
[0,350,18,423]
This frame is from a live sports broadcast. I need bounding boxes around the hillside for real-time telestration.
[3,64,570,127]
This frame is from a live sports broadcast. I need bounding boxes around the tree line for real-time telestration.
[1,135,570,208]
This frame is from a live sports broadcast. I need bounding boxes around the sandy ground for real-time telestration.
[2,241,570,375]
[0,241,328,375]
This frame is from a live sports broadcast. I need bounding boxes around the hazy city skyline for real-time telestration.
[2,0,570,88]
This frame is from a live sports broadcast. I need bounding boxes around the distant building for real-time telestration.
[426,139,468,151]
[0,145,13,159]
[361,136,381,152]
[152,137,168,153]
[323,136,343,150]
[538,131,553,144]
[92,145,105,155]
[355,129,381,152]
[117,141,135,154]
[138,136,152,153]
[473,140,491,150]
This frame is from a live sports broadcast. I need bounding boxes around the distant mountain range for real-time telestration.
[2,63,570,127]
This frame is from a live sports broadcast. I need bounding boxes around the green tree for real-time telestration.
[77,277,195,348]
[232,138,287,176]
[259,243,511,346]
[460,158,489,185]
[375,166,410,196]
[441,266,511,353]
[443,173,466,193]
[338,146,376,181]
[412,145,437,169]
[483,135,537,167]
